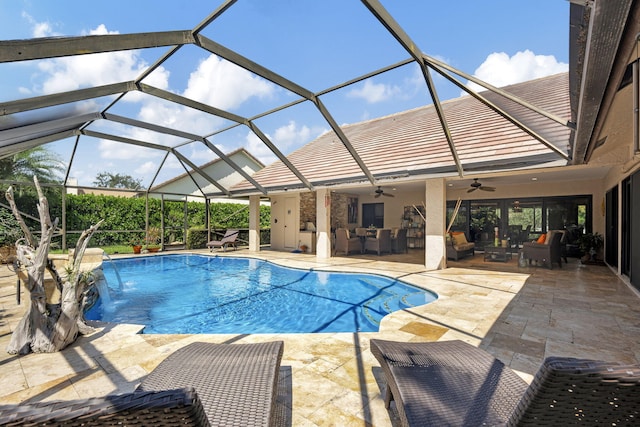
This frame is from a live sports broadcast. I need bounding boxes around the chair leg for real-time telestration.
[384,384,393,409]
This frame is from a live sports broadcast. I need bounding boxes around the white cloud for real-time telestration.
[22,12,59,38]
[135,161,157,175]
[98,139,158,160]
[245,132,277,166]
[33,24,169,95]
[183,55,275,110]
[243,120,327,165]
[466,50,568,93]
[347,78,401,103]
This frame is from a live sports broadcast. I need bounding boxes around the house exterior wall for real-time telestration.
[355,189,425,229]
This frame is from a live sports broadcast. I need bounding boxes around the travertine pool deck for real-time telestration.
[1,249,639,426]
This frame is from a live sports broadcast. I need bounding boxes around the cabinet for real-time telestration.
[299,231,316,253]
[403,206,425,249]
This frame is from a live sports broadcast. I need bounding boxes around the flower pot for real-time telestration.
[132,245,142,254]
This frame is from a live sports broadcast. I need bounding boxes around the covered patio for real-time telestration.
[1,250,638,426]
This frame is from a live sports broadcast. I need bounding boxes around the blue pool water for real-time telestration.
[85,254,437,334]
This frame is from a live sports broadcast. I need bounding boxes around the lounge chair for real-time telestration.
[206,229,239,252]
[370,339,640,427]
[0,341,284,426]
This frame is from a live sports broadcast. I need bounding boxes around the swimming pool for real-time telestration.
[85,254,437,334]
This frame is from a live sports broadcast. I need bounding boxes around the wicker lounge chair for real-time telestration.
[206,229,239,252]
[0,341,284,426]
[370,339,640,427]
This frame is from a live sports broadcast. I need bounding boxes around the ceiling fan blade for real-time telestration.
[375,193,381,198]
[382,193,394,197]
[480,186,496,191]
[467,187,477,193]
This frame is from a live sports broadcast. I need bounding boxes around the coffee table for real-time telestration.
[484,245,512,262]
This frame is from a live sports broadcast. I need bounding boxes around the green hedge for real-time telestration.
[64,194,270,248]
[1,191,271,248]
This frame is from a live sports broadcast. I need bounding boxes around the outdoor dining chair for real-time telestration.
[364,228,392,255]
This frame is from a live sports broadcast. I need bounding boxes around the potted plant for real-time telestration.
[578,232,604,262]
[129,233,143,254]
[145,226,162,252]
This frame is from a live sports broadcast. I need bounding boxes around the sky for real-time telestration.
[0,0,570,188]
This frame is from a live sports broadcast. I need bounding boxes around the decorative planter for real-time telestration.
[147,246,160,253]
[132,245,142,254]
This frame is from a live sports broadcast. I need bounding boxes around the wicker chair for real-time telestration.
[335,228,362,255]
[522,230,564,269]
[370,339,640,427]
[364,228,392,255]
[0,341,284,427]
[391,228,408,253]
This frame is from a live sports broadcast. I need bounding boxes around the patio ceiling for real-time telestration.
[0,0,583,198]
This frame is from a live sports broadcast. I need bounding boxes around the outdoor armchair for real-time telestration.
[522,229,564,269]
[446,231,475,260]
[370,338,640,427]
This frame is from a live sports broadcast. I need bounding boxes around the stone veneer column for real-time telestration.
[248,195,261,252]
[424,178,446,270]
[315,188,332,259]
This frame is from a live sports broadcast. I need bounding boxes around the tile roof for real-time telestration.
[231,72,570,194]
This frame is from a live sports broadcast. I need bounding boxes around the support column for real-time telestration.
[316,189,332,259]
[248,195,261,252]
[424,178,446,270]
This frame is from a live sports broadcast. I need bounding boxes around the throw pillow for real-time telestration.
[451,232,468,246]
[536,233,546,244]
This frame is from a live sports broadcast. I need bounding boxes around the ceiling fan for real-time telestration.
[374,186,395,198]
[467,178,496,193]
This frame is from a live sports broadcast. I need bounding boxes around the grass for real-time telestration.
[50,245,137,255]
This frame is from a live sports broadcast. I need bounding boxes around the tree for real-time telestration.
[93,172,143,190]
[5,176,102,354]
[0,147,65,183]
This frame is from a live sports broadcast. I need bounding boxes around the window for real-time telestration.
[362,203,384,228]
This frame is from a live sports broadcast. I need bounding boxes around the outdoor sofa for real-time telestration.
[370,338,640,426]
[0,340,284,426]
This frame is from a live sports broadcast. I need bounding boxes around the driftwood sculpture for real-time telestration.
[5,176,103,354]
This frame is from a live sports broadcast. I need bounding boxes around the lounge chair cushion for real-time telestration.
[450,231,468,246]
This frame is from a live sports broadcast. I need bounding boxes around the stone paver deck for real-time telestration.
[1,249,639,426]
